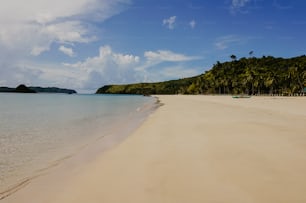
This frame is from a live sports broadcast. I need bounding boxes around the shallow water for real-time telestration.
[0,93,155,193]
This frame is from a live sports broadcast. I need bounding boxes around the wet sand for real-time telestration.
[3,95,306,203]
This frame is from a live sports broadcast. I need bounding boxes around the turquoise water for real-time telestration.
[0,93,155,193]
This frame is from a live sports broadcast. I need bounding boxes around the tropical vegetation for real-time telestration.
[96,55,306,96]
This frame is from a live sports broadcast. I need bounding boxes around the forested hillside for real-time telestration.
[96,55,306,95]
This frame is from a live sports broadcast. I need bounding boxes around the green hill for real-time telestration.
[96,76,198,95]
[96,55,306,96]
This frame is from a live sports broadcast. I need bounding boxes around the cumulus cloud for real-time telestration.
[63,45,141,89]
[31,45,51,56]
[0,42,202,92]
[0,0,130,24]
[163,16,176,29]
[63,47,201,90]
[59,46,75,57]
[0,46,141,91]
[0,0,131,91]
[0,0,129,56]
[0,1,205,92]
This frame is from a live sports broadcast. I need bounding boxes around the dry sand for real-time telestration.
[2,95,306,203]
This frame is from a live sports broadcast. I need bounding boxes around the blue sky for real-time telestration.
[0,0,305,92]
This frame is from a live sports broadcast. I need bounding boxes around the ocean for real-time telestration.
[0,93,156,194]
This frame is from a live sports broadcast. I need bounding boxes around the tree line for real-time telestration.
[96,55,306,96]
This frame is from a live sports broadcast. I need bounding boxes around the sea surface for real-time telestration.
[0,93,156,194]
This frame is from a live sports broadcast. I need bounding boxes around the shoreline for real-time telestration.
[2,95,306,202]
[0,96,158,201]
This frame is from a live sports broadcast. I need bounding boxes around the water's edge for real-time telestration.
[0,95,160,200]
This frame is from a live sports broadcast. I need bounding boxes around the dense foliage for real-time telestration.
[29,87,77,94]
[96,55,306,95]
[97,77,198,95]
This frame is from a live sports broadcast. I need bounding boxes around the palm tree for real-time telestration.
[287,66,300,95]
[302,70,306,96]
[295,63,305,95]
[264,70,276,95]
[230,54,237,61]
[245,65,256,95]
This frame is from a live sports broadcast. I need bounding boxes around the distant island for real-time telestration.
[29,86,77,94]
[0,84,77,94]
[96,55,306,96]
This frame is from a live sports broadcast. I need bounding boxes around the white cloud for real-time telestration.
[189,20,196,29]
[41,21,95,44]
[64,47,201,90]
[0,1,205,92]
[0,0,129,56]
[0,45,141,91]
[230,0,251,13]
[0,0,132,88]
[163,16,176,29]
[0,0,130,24]
[0,44,202,92]
[31,45,51,56]
[144,50,199,62]
[80,45,140,68]
[59,46,75,57]
[29,21,91,56]
[215,35,242,50]
[0,0,131,91]
[63,45,141,89]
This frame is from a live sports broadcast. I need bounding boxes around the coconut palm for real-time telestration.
[230,54,237,61]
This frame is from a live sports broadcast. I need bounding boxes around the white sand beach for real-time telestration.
[3,95,306,203]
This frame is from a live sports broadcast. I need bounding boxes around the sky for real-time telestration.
[0,0,305,93]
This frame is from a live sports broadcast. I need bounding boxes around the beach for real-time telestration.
[2,95,306,203]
